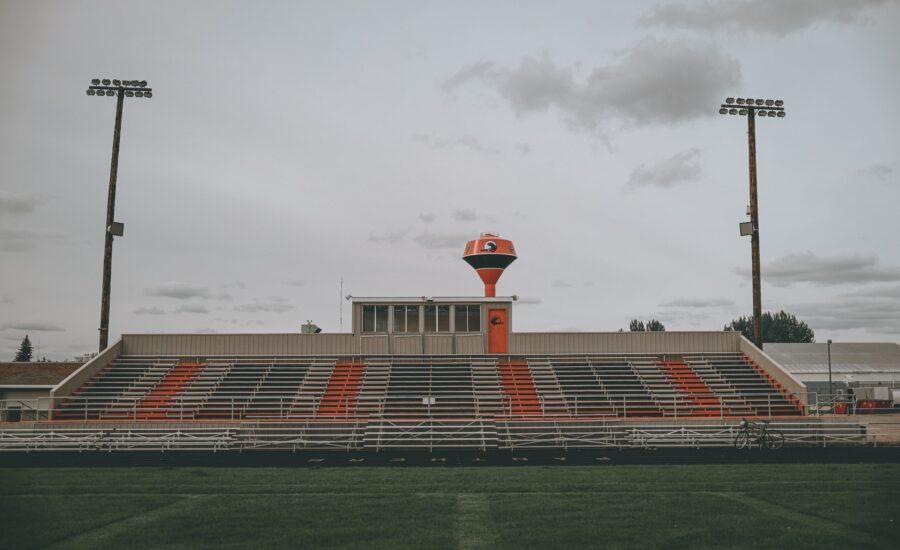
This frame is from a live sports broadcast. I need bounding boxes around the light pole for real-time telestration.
[720,96,785,349]
[86,78,152,352]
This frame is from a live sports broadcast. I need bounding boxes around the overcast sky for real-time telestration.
[1,0,899,359]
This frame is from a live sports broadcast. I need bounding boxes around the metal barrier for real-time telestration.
[0,418,878,453]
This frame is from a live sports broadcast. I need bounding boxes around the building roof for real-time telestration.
[350,296,515,304]
[765,343,900,375]
[0,362,82,387]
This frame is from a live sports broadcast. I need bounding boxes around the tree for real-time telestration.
[724,310,815,343]
[14,335,33,362]
[628,319,666,332]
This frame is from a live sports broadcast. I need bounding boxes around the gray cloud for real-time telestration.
[368,230,471,250]
[0,296,12,305]
[441,61,495,92]
[792,294,900,334]
[639,0,891,37]
[145,282,232,301]
[0,229,66,252]
[175,303,210,314]
[552,280,574,288]
[1,321,65,332]
[451,209,478,221]
[860,163,895,179]
[841,284,900,299]
[368,230,408,244]
[419,213,436,223]
[133,307,166,315]
[412,232,472,250]
[443,39,740,134]
[0,193,43,215]
[223,279,246,289]
[413,134,499,154]
[234,298,294,313]
[742,252,900,286]
[286,280,306,287]
[661,297,735,308]
[515,143,532,156]
[628,148,702,188]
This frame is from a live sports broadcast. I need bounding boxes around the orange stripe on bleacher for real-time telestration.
[497,361,542,416]
[315,362,366,418]
[657,360,725,417]
[132,362,204,420]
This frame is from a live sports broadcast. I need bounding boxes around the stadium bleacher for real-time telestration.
[51,352,803,422]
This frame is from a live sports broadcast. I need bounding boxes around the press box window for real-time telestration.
[393,305,420,333]
[454,305,481,332]
[362,305,389,333]
[424,305,450,332]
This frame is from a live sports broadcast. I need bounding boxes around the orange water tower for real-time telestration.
[462,233,517,297]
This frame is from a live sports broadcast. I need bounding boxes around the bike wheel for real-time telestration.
[765,431,785,450]
[734,431,750,450]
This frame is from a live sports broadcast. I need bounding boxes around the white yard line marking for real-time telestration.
[456,493,500,550]
[44,495,210,549]
[711,492,895,550]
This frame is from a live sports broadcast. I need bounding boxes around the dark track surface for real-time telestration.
[2,445,899,468]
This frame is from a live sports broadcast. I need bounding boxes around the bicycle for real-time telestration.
[734,419,784,450]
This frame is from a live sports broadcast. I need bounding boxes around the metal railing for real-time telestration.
[0,389,810,425]
[0,418,876,453]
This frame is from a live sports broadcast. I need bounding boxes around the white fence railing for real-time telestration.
[0,418,877,453]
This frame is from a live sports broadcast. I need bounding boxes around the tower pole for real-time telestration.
[98,89,124,352]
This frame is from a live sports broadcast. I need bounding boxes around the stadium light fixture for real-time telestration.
[84,77,153,352]
[719,95,786,350]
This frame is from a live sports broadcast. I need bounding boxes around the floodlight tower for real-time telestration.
[86,78,153,352]
[719,97,785,349]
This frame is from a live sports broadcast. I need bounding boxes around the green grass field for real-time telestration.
[2,463,899,549]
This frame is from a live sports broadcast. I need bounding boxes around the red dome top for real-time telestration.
[463,233,516,258]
